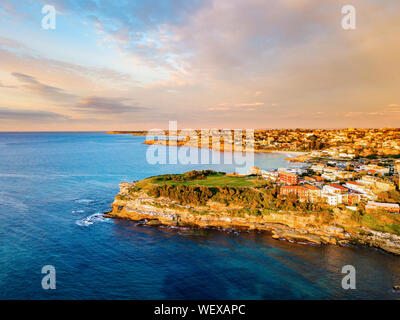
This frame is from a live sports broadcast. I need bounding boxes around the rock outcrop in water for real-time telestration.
[106,180,400,255]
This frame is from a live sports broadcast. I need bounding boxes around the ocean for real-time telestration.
[0,132,399,299]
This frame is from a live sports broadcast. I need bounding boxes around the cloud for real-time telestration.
[0,80,16,88]
[234,102,264,108]
[208,107,230,111]
[0,36,137,88]
[11,72,77,101]
[388,104,400,107]
[74,96,144,114]
[208,102,267,111]
[2,0,400,129]
[0,107,69,120]
[217,102,265,108]
[0,35,31,52]
[41,0,209,70]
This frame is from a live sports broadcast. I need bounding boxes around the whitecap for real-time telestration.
[74,199,94,204]
[71,210,85,214]
[76,213,111,227]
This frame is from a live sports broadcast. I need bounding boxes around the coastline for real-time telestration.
[143,139,309,156]
[106,181,400,256]
[106,132,309,156]
[270,150,307,156]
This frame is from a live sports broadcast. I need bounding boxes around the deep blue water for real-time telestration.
[0,132,399,300]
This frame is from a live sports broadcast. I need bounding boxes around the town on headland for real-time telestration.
[108,127,400,158]
[106,128,400,254]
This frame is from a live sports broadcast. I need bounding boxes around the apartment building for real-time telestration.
[365,201,400,214]
[280,186,307,200]
[279,172,298,185]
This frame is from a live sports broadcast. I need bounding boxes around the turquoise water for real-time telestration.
[0,132,399,299]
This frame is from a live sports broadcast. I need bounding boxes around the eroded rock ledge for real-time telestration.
[106,182,400,255]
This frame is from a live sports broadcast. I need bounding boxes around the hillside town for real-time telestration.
[251,127,400,157]
[119,127,400,158]
[203,127,400,215]
[251,155,400,215]
[115,127,400,215]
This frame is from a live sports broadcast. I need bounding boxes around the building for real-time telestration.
[323,166,341,173]
[280,185,322,203]
[345,181,365,193]
[303,184,321,202]
[339,153,355,159]
[322,184,348,194]
[325,194,340,206]
[342,193,361,206]
[311,163,325,172]
[358,175,379,186]
[321,184,349,206]
[375,180,396,192]
[362,165,390,175]
[250,166,261,175]
[279,172,298,185]
[395,175,400,190]
[334,171,354,180]
[321,173,336,181]
[312,175,326,183]
[261,170,278,182]
[357,175,396,192]
[304,176,316,183]
[280,186,307,201]
[395,160,400,174]
[365,201,400,214]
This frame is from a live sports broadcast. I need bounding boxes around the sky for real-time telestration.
[0,0,399,131]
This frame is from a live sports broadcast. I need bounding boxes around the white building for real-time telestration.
[345,181,365,193]
[322,184,348,194]
[321,173,336,181]
[261,170,278,181]
[325,194,341,206]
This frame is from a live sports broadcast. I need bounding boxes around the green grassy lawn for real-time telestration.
[150,173,263,187]
[361,212,400,235]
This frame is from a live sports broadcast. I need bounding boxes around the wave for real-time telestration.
[71,209,85,214]
[76,213,111,227]
[74,199,94,204]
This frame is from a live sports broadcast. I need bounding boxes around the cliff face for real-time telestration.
[106,182,400,255]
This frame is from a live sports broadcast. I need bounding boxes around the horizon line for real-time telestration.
[1,127,400,133]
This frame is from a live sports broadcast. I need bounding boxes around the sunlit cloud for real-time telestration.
[0,0,399,130]
[208,107,231,111]
[0,80,16,88]
[74,96,144,114]
[11,72,77,101]
[0,107,69,120]
[218,102,265,108]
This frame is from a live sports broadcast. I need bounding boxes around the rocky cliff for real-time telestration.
[106,181,400,255]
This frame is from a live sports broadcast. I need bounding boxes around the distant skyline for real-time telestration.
[0,0,400,131]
